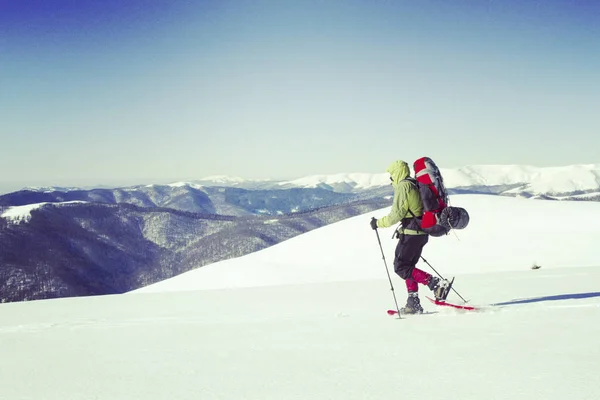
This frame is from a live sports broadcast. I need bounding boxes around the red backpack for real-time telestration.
[410,157,469,237]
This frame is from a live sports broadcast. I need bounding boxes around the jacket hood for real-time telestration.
[386,160,410,185]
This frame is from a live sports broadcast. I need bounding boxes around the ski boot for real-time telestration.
[400,292,423,314]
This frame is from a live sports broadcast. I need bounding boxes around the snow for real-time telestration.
[22,186,79,193]
[1,201,86,224]
[1,194,600,399]
[442,163,600,195]
[441,164,542,187]
[520,165,600,195]
[279,172,390,190]
[163,182,205,190]
[555,192,600,200]
[1,203,46,223]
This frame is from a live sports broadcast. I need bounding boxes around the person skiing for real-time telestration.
[370,160,450,314]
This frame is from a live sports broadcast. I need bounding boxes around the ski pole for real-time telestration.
[373,223,402,318]
[420,255,468,303]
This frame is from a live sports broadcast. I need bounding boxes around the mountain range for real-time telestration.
[1,163,599,303]
[5,163,600,207]
[172,163,600,199]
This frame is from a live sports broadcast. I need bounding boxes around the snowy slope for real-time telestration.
[1,201,86,224]
[2,267,600,400]
[137,194,600,292]
[1,195,600,400]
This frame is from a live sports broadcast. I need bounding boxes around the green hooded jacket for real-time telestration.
[376,160,426,235]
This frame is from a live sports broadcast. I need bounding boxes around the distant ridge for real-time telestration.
[188,163,600,198]
[4,163,600,201]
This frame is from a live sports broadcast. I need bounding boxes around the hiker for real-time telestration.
[370,160,449,314]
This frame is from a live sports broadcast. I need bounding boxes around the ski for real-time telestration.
[425,296,478,311]
[387,309,439,316]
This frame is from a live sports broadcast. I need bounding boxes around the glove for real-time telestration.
[370,217,378,230]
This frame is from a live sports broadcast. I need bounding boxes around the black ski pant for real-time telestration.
[393,234,429,280]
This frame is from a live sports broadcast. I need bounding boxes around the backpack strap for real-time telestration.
[401,178,420,220]
[397,178,424,234]
[403,177,418,188]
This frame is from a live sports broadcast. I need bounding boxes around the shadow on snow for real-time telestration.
[492,292,600,306]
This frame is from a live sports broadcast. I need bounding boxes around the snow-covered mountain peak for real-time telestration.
[22,185,80,193]
[441,164,542,186]
[159,182,205,190]
[441,163,600,195]
[278,173,389,191]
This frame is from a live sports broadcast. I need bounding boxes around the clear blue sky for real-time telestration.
[1,0,599,190]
